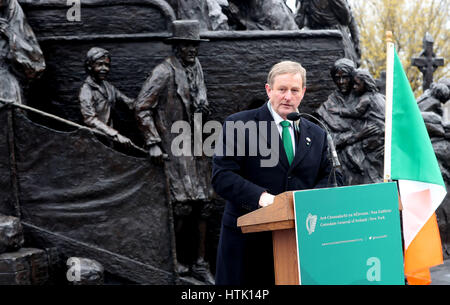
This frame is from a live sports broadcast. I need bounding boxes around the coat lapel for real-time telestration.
[290,118,313,171]
[255,103,289,172]
[168,56,192,120]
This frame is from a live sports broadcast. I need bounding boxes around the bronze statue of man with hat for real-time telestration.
[135,20,214,284]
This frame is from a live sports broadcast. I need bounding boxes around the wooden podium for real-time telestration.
[237,187,403,285]
[237,191,299,285]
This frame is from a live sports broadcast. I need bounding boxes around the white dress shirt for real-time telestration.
[267,101,296,155]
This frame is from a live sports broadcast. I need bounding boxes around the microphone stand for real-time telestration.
[288,112,341,187]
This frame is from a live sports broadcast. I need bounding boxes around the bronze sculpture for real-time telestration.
[78,47,134,146]
[332,68,385,182]
[135,20,214,284]
[173,0,299,31]
[418,79,449,121]
[1,0,447,285]
[176,0,230,31]
[418,78,450,157]
[0,0,45,105]
[295,0,360,65]
[317,59,384,185]
[418,78,450,256]
[221,0,298,30]
[0,1,352,284]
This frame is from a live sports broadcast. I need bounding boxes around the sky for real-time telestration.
[286,0,296,12]
[286,0,358,12]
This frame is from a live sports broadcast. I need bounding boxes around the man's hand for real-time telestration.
[259,191,275,208]
[148,144,168,165]
[357,123,379,140]
[114,133,132,146]
[149,144,163,157]
[195,102,211,116]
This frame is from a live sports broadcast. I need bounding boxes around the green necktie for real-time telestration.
[280,120,294,165]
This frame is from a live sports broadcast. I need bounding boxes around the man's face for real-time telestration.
[353,76,365,96]
[265,73,306,120]
[91,56,110,81]
[177,42,199,66]
[333,70,353,95]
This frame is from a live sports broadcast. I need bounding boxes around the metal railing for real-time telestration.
[0,99,147,154]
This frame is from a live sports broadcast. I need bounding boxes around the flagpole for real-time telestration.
[384,31,395,182]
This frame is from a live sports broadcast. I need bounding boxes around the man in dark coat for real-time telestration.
[212,60,342,285]
[135,20,214,284]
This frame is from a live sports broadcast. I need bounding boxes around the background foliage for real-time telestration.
[350,0,449,97]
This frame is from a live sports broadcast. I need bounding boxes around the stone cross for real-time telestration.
[412,33,444,91]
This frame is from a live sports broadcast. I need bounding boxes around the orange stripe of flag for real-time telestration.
[404,213,443,285]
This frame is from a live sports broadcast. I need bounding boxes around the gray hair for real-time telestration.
[267,61,307,89]
[330,58,356,79]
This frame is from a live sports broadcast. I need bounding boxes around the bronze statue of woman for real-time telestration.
[0,0,45,105]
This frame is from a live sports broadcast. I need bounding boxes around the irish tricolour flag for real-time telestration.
[384,32,447,285]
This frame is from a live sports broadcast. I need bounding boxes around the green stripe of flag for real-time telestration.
[391,49,445,187]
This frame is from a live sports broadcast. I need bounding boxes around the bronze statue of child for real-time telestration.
[79,47,134,146]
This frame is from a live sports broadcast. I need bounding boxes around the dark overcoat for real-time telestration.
[212,103,341,285]
[135,55,212,203]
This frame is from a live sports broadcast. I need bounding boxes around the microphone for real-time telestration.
[287,112,341,187]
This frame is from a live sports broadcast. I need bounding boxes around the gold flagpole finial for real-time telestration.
[386,31,394,43]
